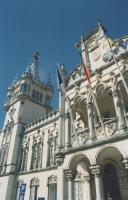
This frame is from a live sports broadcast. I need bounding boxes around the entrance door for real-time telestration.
[103,163,121,200]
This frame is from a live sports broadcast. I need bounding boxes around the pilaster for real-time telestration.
[90,165,104,200]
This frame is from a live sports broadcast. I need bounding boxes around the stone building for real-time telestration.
[0,24,128,200]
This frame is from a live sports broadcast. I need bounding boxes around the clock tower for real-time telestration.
[0,52,53,200]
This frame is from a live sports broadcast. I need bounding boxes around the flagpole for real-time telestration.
[82,61,107,136]
[104,32,128,96]
[79,36,107,136]
[57,64,79,145]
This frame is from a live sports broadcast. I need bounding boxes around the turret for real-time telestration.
[4,52,54,125]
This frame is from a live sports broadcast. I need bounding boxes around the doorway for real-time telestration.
[103,163,121,200]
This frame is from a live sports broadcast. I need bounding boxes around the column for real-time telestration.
[90,165,104,200]
[65,112,71,149]
[122,156,128,170]
[87,101,96,142]
[112,89,126,130]
[65,169,76,200]
[84,176,91,200]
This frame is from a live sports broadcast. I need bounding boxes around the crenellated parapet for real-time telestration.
[24,111,59,132]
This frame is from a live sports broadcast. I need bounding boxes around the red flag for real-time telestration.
[82,63,91,85]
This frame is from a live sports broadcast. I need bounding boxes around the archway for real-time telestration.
[103,163,121,200]
[67,153,93,200]
[95,145,128,200]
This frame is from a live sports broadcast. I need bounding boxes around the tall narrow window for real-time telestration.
[29,178,39,200]
[30,135,43,170]
[20,146,28,172]
[47,129,58,167]
[48,176,57,200]
[0,122,13,174]
[74,173,83,200]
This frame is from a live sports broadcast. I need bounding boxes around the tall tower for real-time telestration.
[0,52,53,200]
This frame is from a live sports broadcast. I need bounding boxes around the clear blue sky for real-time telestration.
[0,0,128,128]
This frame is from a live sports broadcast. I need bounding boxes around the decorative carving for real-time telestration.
[90,165,101,177]
[48,175,57,184]
[9,107,16,120]
[71,128,88,147]
[96,121,117,139]
[122,156,128,169]
[55,152,65,166]
[65,169,76,181]
[30,177,39,186]
[92,48,101,61]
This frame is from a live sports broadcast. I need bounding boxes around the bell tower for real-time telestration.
[0,52,53,200]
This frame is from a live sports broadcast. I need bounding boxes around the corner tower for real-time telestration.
[4,51,53,125]
[0,52,53,200]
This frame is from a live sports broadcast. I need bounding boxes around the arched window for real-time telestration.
[29,178,39,200]
[47,130,58,167]
[0,122,13,174]
[74,173,83,200]
[20,145,29,172]
[30,135,43,170]
[48,175,57,200]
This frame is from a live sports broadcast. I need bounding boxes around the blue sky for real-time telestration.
[0,0,128,128]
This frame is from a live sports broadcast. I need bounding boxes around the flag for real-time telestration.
[57,66,63,86]
[82,62,91,85]
[56,66,65,95]
[78,45,91,85]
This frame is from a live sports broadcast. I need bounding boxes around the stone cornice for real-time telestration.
[18,166,58,176]
[62,130,128,155]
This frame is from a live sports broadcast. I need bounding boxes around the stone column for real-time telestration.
[65,112,71,149]
[90,165,104,200]
[87,101,96,142]
[84,176,91,200]
[65,169,76,200]
[122,156,128,170]
[112,89,126,130]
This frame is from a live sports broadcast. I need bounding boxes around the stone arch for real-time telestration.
[30,177,39,186]
[48,175,57,185]
[95,145,127,200]
[94,144,125,165]
[95,81,116,125]
[68,153,91,171]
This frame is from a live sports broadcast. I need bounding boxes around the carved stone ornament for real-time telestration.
[55,152,65,166]
[122,156,128,169]
[92,48,101,61]
[48,175,57,184]
[96,122,117,139]
[30,177,39,186]
[71,130,88,147]
[65,169,76,181]
[9,107,16,120]
[90,165,100,177]
[88,39,99,52]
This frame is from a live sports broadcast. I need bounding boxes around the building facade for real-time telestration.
[0,24,128,200]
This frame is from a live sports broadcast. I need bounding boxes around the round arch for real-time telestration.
[68,153,91,171]
[94,144,125,165]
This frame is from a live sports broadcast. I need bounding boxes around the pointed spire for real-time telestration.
[98,21,107,33]
[25,64,31,74]
[30,51,40,82]
[47,72,51,85]
[47,72,53,90]
[11,74,18,86]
